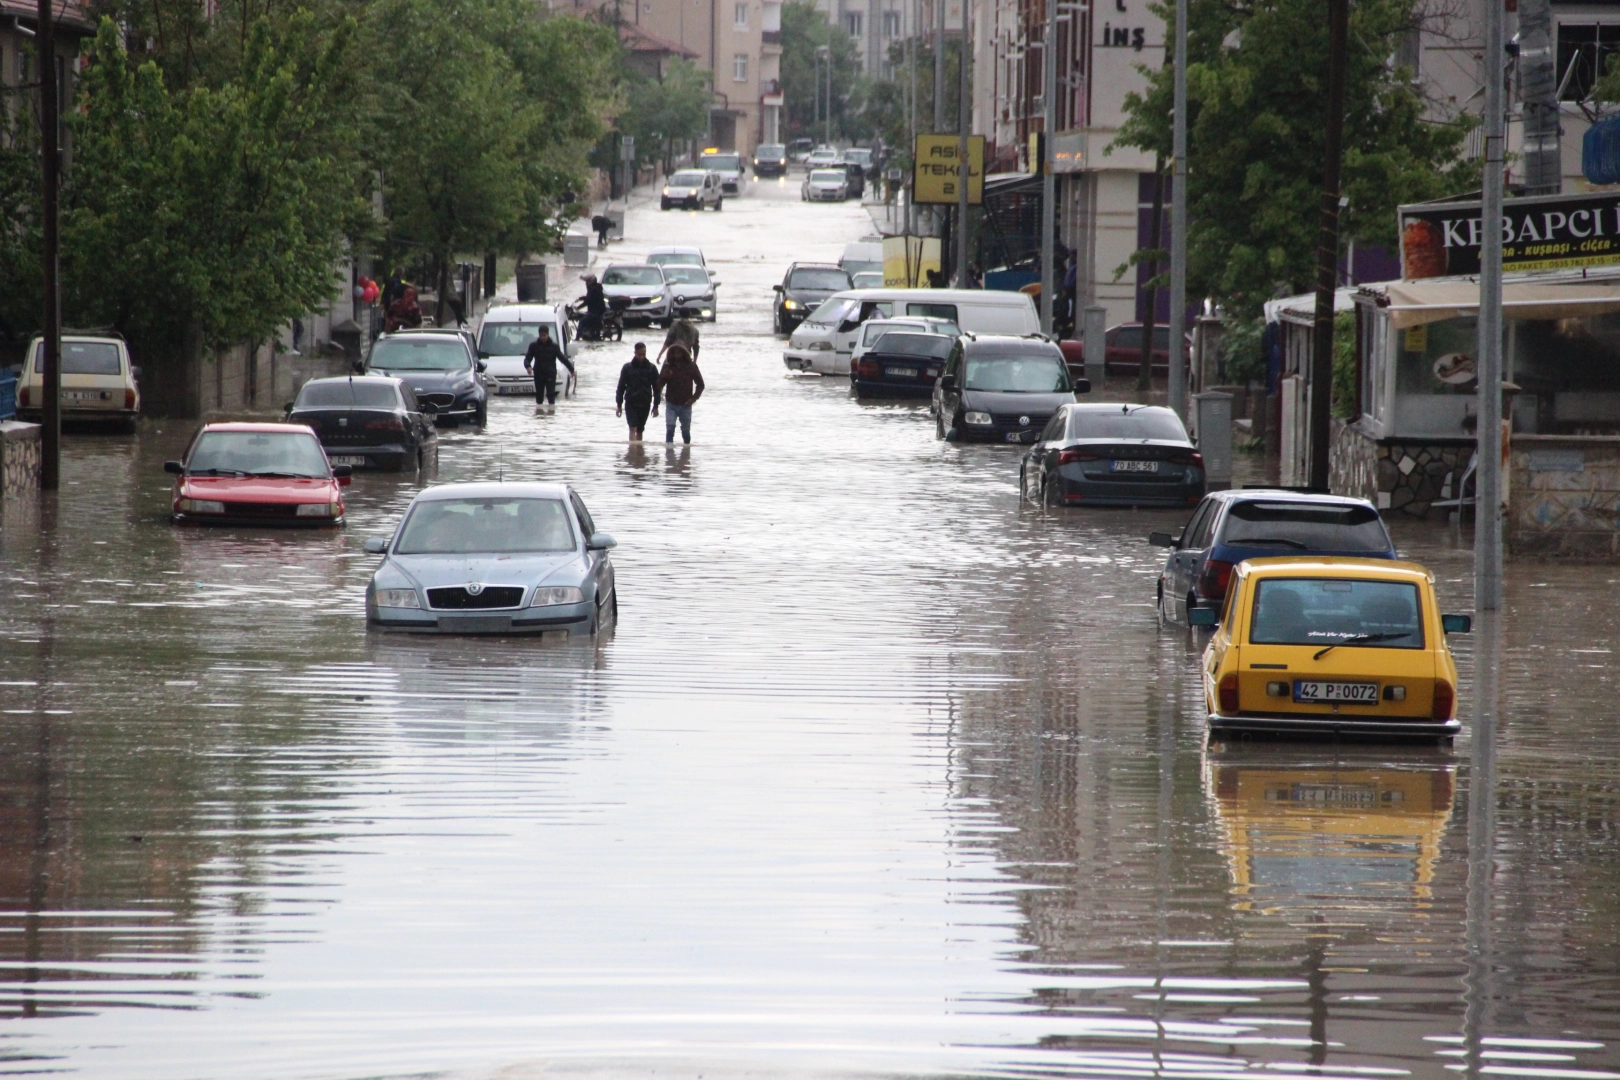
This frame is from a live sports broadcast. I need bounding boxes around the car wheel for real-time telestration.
[715,197,723,211]
[661,200,671,210]
[474,401,487,428]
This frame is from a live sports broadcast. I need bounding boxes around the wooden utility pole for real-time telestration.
[1139,157,1164,393]
[1307,0,1348,492]
[38,0,61,491]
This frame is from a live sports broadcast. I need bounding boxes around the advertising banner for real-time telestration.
[882,236,941,287]
[1399,190,1620,279]
[913,134,984,205]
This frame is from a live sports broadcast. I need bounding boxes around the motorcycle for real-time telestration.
[568,296,627,342]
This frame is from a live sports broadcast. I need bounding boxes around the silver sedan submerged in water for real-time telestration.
[363,481,617,636]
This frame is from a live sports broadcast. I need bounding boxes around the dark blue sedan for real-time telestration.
[851,332,955,399]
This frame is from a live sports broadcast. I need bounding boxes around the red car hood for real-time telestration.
[178,476,341,503]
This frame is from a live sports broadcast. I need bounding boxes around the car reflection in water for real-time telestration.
[1204,745,1456,917]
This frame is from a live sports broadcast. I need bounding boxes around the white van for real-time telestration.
[475,302,578,395]
[783,289,1039,375]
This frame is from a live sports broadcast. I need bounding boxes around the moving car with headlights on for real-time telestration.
[660,169,724,211]
[663,265,721,321]
[286,375,437,472]
[365,331,488,427]
[773,263,851,335]
[802,169,848,202]
[1150,491,1397,624]
[1192,558,1469,740]
[166,422,350,526]
[933,335,1088,443]
[1020,403,1202,508]
[475,302,578,396]
[753,143,788,178]
[699,150,746,195]
[17,333,140,431]
[364,481,617,637]
[600,264,673,327]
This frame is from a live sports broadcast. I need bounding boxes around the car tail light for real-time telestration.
[17,386,28,408]
[124,388,136,410]
[1432,680,1455,720]
[365,418,405,432]
[1170,450,1205,468]
[853,359,880,378]
[1058,447,1102,465]
[1218,673,1240,714]
[1198,559,1235,600]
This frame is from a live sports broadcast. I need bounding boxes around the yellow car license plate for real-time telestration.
[1294,680,1379,704]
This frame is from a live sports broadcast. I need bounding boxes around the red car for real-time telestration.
[1059,323,1187,377]
[165,422,350,526]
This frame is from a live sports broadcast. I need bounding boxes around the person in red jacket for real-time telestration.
[655,344,704,444]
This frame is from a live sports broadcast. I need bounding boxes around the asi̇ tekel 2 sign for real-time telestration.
[1399,190,1620,279]
[913,134,984,205]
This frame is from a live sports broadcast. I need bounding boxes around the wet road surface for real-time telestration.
[0,177,1618,1080]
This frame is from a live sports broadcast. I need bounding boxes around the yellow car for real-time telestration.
[1190,557,1470,739]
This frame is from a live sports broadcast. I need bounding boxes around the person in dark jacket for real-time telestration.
[523,326,575,410]
[655,344,704,444]
[580,275,608,339]
[615,342,661,441]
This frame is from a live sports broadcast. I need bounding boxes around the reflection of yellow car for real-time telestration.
[1191,558,1469,738]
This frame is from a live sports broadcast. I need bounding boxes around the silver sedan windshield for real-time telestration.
[396,498,575,555]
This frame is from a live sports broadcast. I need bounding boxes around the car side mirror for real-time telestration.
[164,460,183,475]
[1442,613,1473,634]
[352,359,364,374]
[587,531,618,551]
[940,374,957,391]
[773,284,784,292]
[332,465,353,486]
[1072,378,1091,395]
[475,360,487,373]
[363,537,389,554]
[1148,531,1178,548]
[283,402,294,415]
[421,401,438,415]
[838,319,861,333]
[478,350,490,360]
[1188,606,1219,628]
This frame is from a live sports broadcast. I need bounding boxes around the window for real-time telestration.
[397,498,576,555]
[845,11,862,36]
[35,341,121,375]
[883,10,901,36]
[1217,500,1394,553]
[1557,23,1620,102]
[734,1,748,27]
[1248,578,1424,650]
[733,53,748,81]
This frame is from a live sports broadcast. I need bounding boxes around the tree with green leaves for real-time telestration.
[780,0,866,141]
[618,58,712,173]
[1115,0,1476,319]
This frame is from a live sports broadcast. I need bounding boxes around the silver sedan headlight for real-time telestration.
[376,588,421,608]
[530,586,585,607]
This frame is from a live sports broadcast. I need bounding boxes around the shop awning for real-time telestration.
[1367,272,1620,329]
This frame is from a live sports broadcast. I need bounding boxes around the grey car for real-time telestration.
[364,481,617,636]
[600,264,673,327]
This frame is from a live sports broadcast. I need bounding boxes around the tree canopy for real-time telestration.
[780,0,865,141]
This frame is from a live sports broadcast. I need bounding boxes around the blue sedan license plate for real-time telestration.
[1111,459,1158,472]
[1294,680,1379,704]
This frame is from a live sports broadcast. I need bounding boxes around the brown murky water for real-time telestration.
[0,181,1617,1079]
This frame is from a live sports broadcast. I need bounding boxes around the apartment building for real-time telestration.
[813,0,935,78]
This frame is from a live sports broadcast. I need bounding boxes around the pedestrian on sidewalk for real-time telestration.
[655,343,704,444]
[524,325,575,411]
[615,342,661,442]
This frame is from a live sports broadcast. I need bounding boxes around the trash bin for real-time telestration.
[515,263,548,302]
[607,209,625,240]
[562,234,591,268]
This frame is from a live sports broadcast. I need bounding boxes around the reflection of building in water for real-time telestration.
[1206,752,1455,917]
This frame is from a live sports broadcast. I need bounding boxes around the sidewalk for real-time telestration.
[494,183,667,307]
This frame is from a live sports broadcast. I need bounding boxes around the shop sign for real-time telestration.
[913,134,984,205]
[1399,190,1620,278]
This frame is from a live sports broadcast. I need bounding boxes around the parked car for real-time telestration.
[475,302,579,396]
[599,264,673,327]
[851,270,885,289]
[660,169,723,211]
[363,481,617,637]
[1019,403,1202,509]
[699,150,746,195]
[804,147,841,169]
[286,375,437,472]
[786,288,1039,374]
[1193,557,1470,740]
[1149,490,1398,624]
[663,265,720,321]
[848,316,959,366]
[787,138,815,163]
[851,331,956,400]
[802,168,848,202]
[836,160,866,199]
[647,246,707,268]
[1079,322,1189,377]
[839,240,884,276]
[753,143,788,178]
[17,333,140,431]
[933,335,1088,443]
[166,422,350,526]
[365,331,488,426]
[773,263,852,335]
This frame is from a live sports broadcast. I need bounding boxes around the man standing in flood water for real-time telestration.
[616,342,660,442]
[655,344,704,444]
[524,325,574,411]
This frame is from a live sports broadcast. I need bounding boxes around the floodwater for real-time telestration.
[1,179,1618,1080]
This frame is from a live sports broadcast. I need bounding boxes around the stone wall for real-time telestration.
[1329,419,1379,505]
[1509,436,1620,557]
[1328,418,1474,518]
[143,340,352,419]
[0,422,41,501]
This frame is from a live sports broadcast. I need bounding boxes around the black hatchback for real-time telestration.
[286,375,438,472]
[933,336,1089,444]
[1019,403,1204,507]
[851,332,954,399]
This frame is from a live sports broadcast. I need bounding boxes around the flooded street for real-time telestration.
[1,179,1618,1080]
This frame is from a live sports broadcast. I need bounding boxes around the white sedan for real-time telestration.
[802,169,848,202]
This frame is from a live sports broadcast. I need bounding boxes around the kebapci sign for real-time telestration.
[1398,191,1620,278]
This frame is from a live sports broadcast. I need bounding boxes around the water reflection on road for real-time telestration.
[0,180,1617,1078]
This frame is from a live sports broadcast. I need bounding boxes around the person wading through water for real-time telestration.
[659,318,700,362]
[524,326,575,411]
[615,342,660,441]
[655,344,704,444]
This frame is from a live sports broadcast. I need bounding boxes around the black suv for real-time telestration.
[365,330,488,427]
[753,143,788,178]
[773,262,852,335]
[932,335,1087,444]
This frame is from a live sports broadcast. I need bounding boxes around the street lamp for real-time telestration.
[816,45,832,144]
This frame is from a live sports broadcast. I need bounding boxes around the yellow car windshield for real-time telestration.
[1249,578,1424,649]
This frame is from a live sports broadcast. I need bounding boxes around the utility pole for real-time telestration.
[954,0,969,286]
[826,46,834,143]
[38,0,61,491]
[1166,0,1189,421]
[1038,0,1057,333]
[934,0,944,133]
[1476,0,1505,610]
[1306,0,1348,491]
